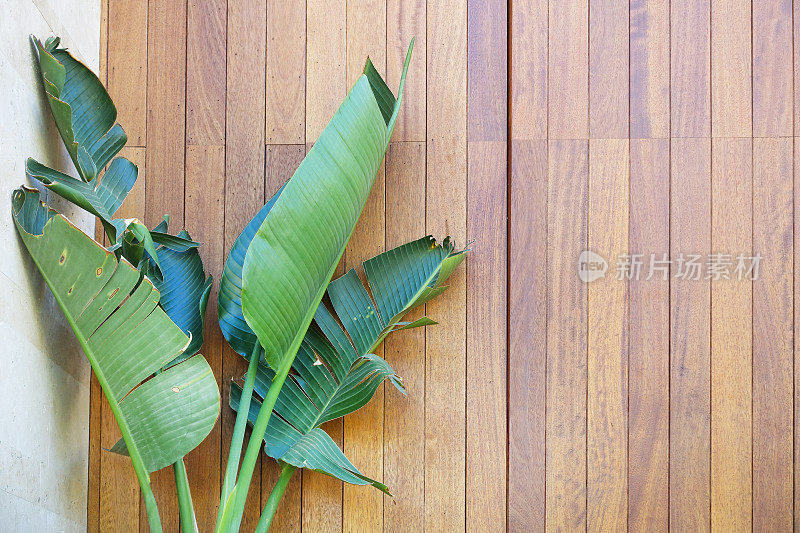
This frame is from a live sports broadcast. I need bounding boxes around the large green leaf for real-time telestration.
[241,44,413,371]
[33,36,125,181]
[26,157,136,243]
[149,225,213,363]
[218,183,286,359]
[12,188,219,474]
[231,235,466,490]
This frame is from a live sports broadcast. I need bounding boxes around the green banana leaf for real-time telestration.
[33,36,125,181]
[218,182,286,359]
[147,225,213,362]
[240,42,413,371]
[29,37,137,243]
[12,187,220,474]
[231,236,466,490]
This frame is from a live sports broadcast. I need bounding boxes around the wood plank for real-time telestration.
[669,137,710,531]
[299,3,346,532]
[753,0,792,137]
[466,0,506,529]
[383,141,426,531]
[260,145,305,532]
[795,134,800,533]
[545,139,588,530]
[630,0,669,138]
[670,0,710,137]
[508,0,547,526]
[99,146,145,533]
[186,0,226,145]
[425,0,467,528]
[89,2,108,529]
[466,139,507,530]
[184,146,225,532]
[710,137,752,533]
[224,0,267,529]
[628,138,669,532]
[144,2,188,527]
[265,0,305,144]
[548,0,588,139]
[752,137,793,530]
[710,0,751,137]
[510,0,547,140]
[306,0,346,143]
[589,0,628,138]
[107,0,147,146]
[343,3,387,529]
[387,0,426,141]
[509,140,546,532]
[587,138,628,531]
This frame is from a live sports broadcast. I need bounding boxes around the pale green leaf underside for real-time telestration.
[12,188,219,474]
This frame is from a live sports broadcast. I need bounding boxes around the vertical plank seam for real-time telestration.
[707,2,713,530]
[749,0,755,524]
[667,0,672,528]
[585,2,590,530]
[505,0,512,530]
[544,1,550,530]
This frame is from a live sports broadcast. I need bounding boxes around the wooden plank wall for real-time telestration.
[88,0,800,531]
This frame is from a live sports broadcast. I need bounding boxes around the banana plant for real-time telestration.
[214,42,415,532]
[20,36,216,533]
[12,188,219,532]
[229,236,466,530]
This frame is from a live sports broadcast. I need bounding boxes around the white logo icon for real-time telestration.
[578,250,607,282]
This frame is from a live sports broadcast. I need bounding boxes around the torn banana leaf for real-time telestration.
[33,36,126,181]
[230,235,466,490]
[12,187,219,474]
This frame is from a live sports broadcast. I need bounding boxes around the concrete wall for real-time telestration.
[0,1,100,530]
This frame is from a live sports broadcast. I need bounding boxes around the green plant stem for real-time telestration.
[216,342,261,531]
[36,255,162,532]
[255,463,297,533]
[219,351,295,532]
[174,458,198,533]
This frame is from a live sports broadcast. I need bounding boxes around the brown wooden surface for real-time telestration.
[89,1,800,531]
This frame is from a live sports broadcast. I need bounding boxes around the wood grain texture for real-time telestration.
[89,2,800,531]
[589,0,628,138]
[261,145,306,533]
[669,138,711,531]
[306,0,346,143]
[545,139,588,531]
[107,0,147,146]
[510,0,547,140]
[143,2,188,528]
[628,138,669,532]
[187,0,226,146]
[466,140,507,529]
[670,0,710,137]
[711,0,751,137]
[426,0,468,530]
[383,142,426,532]
[466,0,507,528]
[101,146,145,533]
[509,139,546,532]
[184,146,225,531]
[630,0,669,138]
[587,138,628,531]
[224,0,267,529]
[752,138,793,531]
[548,0,588,139]
[387,0,426,141]
[265,0,305,144]
[710,137,752,533]
[343,3,387,529]
[753,0,792,137]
